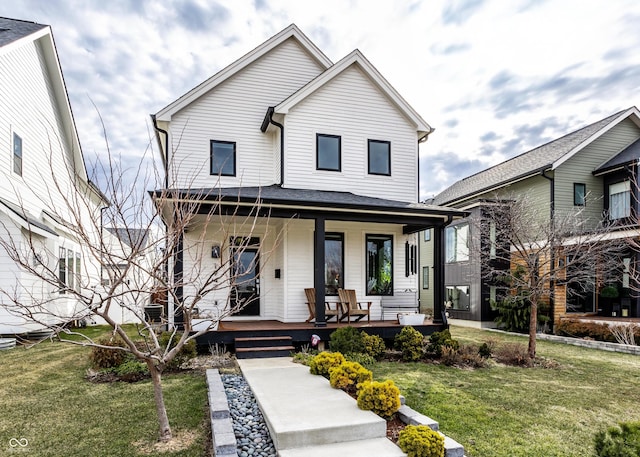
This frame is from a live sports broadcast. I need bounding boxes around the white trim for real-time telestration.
[553,107,640,170]
[155,24,332,122]
[274,49,432,136]
[0,25,49,57]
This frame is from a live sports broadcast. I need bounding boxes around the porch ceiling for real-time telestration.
[152,185,467,232]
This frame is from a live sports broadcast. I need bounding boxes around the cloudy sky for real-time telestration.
[2,0,639,200]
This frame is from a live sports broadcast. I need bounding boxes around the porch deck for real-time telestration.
[195,318,444,349]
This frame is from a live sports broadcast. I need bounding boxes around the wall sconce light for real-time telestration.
[211,245,221,259]
[275,268,281,279]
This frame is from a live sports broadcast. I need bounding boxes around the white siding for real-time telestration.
[283,65,419,202]
[167,38,324,189]
[0,36,103,332]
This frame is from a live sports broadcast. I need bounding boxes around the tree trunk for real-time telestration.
[528,300,538,359]
[147,361,172,442]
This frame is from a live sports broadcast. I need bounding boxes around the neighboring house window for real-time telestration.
[366,234,393,295]
[609,181,631,219]
[210,140,236,176]
[422,266,429,289]
[446,285,470,310]
[58,247,66,294]
[316,134,341,171]
[59,247,80,293]
[424,229,431,242]
[489,221,496,259]
[445,223,469,263]
[574,183,586,206]
[13,132,22,176]
[325,233,344,295]
[368,140,391,175]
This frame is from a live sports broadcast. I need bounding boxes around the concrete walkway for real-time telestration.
[237,357,407,456]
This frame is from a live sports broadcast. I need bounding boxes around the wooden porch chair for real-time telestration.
[304,288,340,322]
[338,288,371,323]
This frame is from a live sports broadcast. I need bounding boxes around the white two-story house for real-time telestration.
[151,25,463,332]
[0,17,107,334]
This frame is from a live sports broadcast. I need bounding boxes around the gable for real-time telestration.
[155,24,332,123]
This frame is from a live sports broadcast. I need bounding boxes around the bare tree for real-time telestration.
[476,193,626,359]
[0,128,280,442]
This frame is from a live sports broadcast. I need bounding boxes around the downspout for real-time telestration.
[541,169,555,330]
[262,107,285,186]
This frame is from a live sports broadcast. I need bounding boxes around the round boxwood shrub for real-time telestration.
[328,361,372,394]
[356,379,401,418]
[394,326,424,362]
[89,336,128,369]
[309,351,346,377]
[361,332,386,360]
[594,421,640,457]
[398,424,445,457]
[329,326,365,354]
[426,329,459,358]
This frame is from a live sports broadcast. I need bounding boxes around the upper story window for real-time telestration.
[13,132,22,176]
[446,223,469,263]
[609,180,630,220]
[317,134,341,171]
[424,229,431,242]
[368,140,391,176]
[210,140,236,176]
[574,183,586,206]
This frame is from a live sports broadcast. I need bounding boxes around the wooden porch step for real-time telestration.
[235,345,295,359]
[234,335,294,359]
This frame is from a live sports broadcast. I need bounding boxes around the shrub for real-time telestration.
[158,331,197,370]
[309,351,346,377]
[292,351,315,366]
[398,424,445,457]
[89,336,128,369]
[556,319,618,343]
[594,421,640,457]
[344,352,377,367]
[426,329,459,358]
[329,326,365,354]
[478,342,493,359]
[441,344,489,368]
[114,360,149,382]
[494,342,531,366]
[329,361,372,394]
[394,326,424,362]
[356,380,401,418]
[361,332,387,359]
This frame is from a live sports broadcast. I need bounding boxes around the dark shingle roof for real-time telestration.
[433,110,628,206]
[106,228,150,249]
[174,185,462,216]
[595,137,640,174]
[0,17,47,48]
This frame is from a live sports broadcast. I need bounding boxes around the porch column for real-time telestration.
[314,217,327,327]
[433,223,445,325]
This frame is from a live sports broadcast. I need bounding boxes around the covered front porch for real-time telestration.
[153,185,466,331]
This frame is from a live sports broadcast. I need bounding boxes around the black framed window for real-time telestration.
[317,134,341,171]
[13,132,22,176]
[422,266,429,289]
[574,183,586,206]
[366,234,393,295]
[445,223,469,263]
[210,140,236,176]
[325,233,344,295]
[368,139,391,175]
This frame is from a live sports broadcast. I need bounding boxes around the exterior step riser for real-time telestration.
[235,338,292,349]
[236,349,293,359]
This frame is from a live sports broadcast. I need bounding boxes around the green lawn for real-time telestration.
[375,326,640,457]
[0,330,208,457]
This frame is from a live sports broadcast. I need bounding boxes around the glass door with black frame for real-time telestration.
[231,248,260,316]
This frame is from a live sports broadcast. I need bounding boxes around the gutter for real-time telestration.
[151,114,169,189]
[261,107,285,186]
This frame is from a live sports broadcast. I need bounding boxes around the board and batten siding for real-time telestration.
[167,38,324,189]
[555,118,640,227]
[282,65,419,202]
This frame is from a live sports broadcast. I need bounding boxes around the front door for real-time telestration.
[231,247,260,316]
